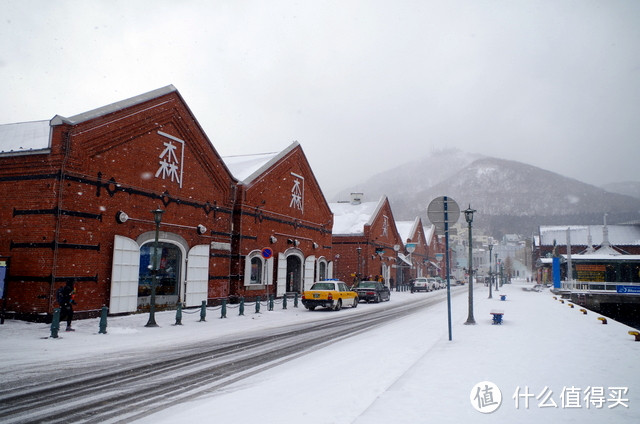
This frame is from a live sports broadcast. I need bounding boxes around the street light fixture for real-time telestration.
[464,205,476,325]
[488,244,493,299]
[145,208,164,327]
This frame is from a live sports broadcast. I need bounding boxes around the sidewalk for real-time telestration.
[353,282,640,423]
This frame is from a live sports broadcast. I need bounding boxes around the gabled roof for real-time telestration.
[0,120,51,155]
[0,85,179,157]
[329,196,386,235]
[222,142,299,184]
[50,85,177,126]
[396,218,420,244]
[423,225,436,246]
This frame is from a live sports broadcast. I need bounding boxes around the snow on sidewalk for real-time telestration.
[354,282,640,424]
[1,282,638,424]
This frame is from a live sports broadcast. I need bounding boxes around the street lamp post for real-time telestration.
[488,244,493,299]
[495,253,499,291]
[356,247,362,282]
[145,208,164,327]
[464,205,476,325]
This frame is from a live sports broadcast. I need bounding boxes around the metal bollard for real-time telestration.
[50,308,61,339]
[199,300,207,322]
[175,302,183,326]
[255,296,261,313]
[269,294,274,311]
[239,297,245,316]
[221,299,227,318]
[283,293,287,310]
[99,306,109,334]
[294,293,299,308]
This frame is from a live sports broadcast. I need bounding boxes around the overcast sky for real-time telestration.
[2,0,639,198]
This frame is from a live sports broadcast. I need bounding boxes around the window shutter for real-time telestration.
[109,236,140,314]
[185,244,209,307]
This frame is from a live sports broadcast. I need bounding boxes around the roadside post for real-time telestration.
[428,196,460,341]
[50,308,61,339]
[99,306,109,333]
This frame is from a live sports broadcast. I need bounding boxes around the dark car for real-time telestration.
[352,281,391,303]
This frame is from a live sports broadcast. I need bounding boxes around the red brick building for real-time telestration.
[224,142,334,298]
[329,194,404,287]
[395,218,430,284]
[425,225,448,278]
[0,86,236,319]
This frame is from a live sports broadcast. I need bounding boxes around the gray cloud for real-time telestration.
[1,0,639,198]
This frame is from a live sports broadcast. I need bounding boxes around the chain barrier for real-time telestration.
[63,294,299,338]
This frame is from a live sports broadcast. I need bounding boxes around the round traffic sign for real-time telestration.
[427,196,460,235]
[261,247,273,259]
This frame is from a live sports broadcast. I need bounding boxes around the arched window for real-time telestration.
[319,261,327,281]
[245,251,269,286]
[250,256,263,285]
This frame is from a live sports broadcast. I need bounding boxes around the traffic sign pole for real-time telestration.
[427,196,460,342]
[444,197,452,341]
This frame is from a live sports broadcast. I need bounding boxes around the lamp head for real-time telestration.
[464,205,476,224]
[152,208,165,225]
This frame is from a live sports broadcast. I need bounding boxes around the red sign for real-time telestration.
[261,248,273,259]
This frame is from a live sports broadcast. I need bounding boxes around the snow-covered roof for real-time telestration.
[50,85,177,126]
[539,225,640,246]
[423,225,435,245]
[396,219,418,244]
[540,254,640,263]
[0,120,51,155]
[329,196,385,235]
[1,86,179,157]
[222,142,299,184]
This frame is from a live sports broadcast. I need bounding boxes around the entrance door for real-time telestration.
[138,242,182,308]
[286,255,302,293]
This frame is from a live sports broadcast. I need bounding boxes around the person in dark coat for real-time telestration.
[59,281,76,331]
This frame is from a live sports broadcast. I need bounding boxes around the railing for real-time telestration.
[560,281,640,293]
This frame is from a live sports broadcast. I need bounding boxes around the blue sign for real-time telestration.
[261,248,273,259]
[0,260,6,299]
[616,285,640,294]
[552,257,561,289]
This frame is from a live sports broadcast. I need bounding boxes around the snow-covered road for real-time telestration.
[2,282,639,424]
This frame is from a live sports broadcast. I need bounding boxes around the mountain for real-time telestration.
[333,149,483,202]
[334,151,640,238]
[601,181,640,200]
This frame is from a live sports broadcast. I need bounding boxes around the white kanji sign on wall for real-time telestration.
[155,131,185,188]
[290,172,304,213]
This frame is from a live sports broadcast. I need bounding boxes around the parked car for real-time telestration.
[426,277,439,291]
[434,277,446,289]
[410,277,430,292]
[301,281,359,311]
[352,281,391,303]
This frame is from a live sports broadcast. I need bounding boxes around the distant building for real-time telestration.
[330,194,403,286]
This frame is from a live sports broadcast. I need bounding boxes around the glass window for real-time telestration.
[250,256,263,285]
[319,261,327,281]
[139,242,181,296]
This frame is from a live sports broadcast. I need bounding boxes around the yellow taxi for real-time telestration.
[301,280,359,311]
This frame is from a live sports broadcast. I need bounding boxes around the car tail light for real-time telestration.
[301,293,306,300]
[328,293,333,300]
[366,291,375,295]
